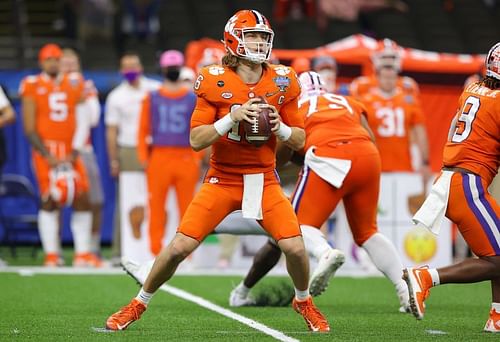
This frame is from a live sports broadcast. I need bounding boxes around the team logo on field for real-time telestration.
[208,66,225,75]
[221,92,233,99]
[273,76,290,92]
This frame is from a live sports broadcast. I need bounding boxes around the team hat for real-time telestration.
[160,50,184,68]
[39,44,62,62]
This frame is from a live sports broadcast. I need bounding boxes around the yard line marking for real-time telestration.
[2,266,300,341]
[159,283,300,342]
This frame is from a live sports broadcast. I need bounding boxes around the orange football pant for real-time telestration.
[291,141,380,246]
[178,168,301,242]
[446,172,500,257]
[146,147,200,255]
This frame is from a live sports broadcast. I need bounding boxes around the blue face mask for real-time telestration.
[122,70,141,83]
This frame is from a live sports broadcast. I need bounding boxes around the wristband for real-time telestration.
[276,122,292,141]
[214,114,236,136]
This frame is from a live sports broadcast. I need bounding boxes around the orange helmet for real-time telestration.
[223,10,274,63]
[485,42,500,80]
[372,39,402,72]
[49,163,80,206]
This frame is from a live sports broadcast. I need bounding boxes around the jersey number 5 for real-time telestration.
[48,92,68,122]
[451,96,480,143]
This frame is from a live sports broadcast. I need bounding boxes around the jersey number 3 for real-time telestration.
[451,96,480,143]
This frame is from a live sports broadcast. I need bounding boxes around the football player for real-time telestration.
[404,42,500,332]
[105,9,330,332]
[20,44,98,267]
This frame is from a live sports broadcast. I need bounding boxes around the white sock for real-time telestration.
[38,210,60,254]
[136,288,153,305]
[236,281,251,296]
[91,232,100,254]
[428,268,440,286]
[492,302,500,313]
[71,211,92,254]
[301,225,331,261]
[294,288,310,301]
[362,233,406,289]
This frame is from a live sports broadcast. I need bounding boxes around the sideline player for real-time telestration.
[20,44,98,267]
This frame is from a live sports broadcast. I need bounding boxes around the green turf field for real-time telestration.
[0,269,496,342]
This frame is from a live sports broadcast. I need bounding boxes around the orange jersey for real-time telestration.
[360,89,425,171]
[20,72,84,146]
[191,64,302,174]
[443,82,500,185]
[349,75,420,100]
[298,93,371,151]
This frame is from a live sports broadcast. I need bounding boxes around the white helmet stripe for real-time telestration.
[252,10,265,24]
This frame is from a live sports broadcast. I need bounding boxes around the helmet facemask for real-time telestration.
[236,28,274,64]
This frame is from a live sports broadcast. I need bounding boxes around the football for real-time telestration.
[243,97,272,147]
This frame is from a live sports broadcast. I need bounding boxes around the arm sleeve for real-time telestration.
[280,96,304,128]
[72,101,92,150]
[0,87,10,109]
[19,78,35,99]
[137,95,151,164]
[87,96,101,127]
[105,93,120,126]
[410,105,425,126]
[190,96,217,128]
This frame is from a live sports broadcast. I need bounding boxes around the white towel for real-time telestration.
[412,170,454,235]
[304,146,352,188]
[242,173,264,220]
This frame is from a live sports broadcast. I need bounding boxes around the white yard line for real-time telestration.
[1,266,300,342]
[159,283,299,342]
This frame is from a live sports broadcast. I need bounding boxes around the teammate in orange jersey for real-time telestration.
[230,71,410,313]
[404,42,500,333]
[137,50,199,256]
[350,38,420,100]
[20,43,99,267]
[357,65,430,175]
[105,9,330,333]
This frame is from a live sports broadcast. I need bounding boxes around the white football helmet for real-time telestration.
[486,42,500,80]
[299,71,327,100]
[49,163,78,206]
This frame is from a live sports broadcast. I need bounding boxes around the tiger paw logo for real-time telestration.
[404,227,437,263]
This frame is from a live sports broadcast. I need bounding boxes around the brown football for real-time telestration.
[243,97,272,147]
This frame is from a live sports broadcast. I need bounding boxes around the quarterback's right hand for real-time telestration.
[229,98,261,124]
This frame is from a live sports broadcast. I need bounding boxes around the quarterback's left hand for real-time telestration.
[265,104,281,132]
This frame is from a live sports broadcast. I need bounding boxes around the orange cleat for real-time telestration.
[484,309,500,333]
[44,253,64,267]
[73,253,103,267]
[292,296,330,332]
[403,267,432,320]
[106,298,147,331]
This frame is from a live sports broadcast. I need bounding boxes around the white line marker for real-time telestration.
[159,284,300,342]
[425,329,448,335]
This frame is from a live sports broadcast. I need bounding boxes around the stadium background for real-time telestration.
[0,0,498,246]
